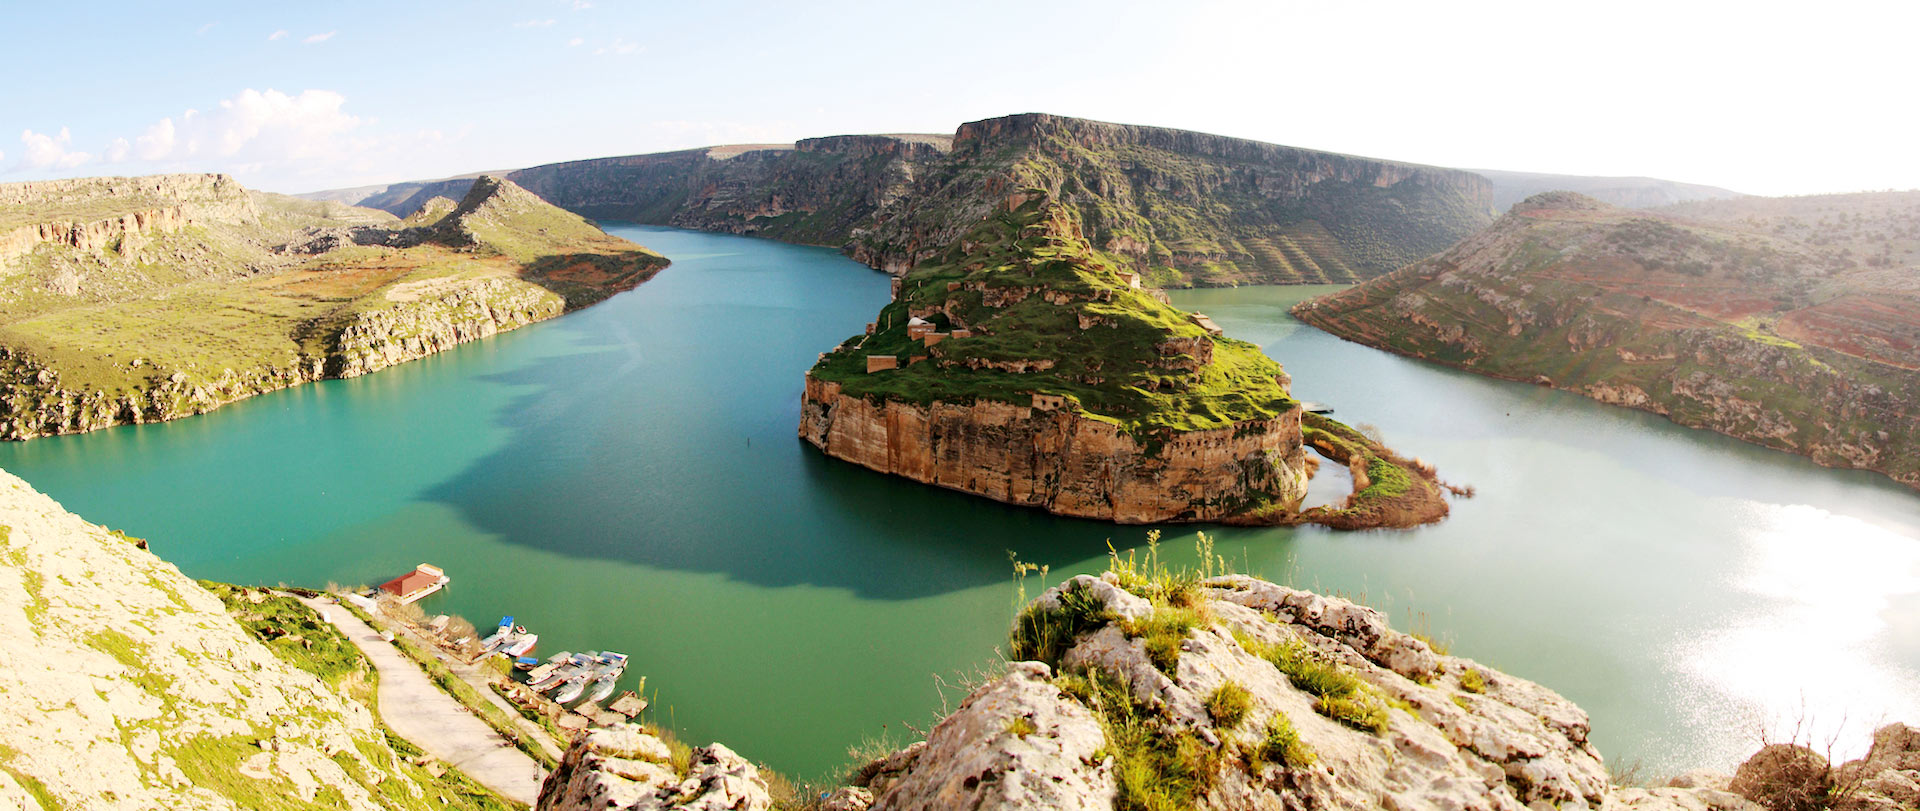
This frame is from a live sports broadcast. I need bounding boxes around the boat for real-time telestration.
[586,672,619,704]
[531,653,597,692]
[550,673,590,704]
[513,656,541,671]
[477,617,516,653]
[583,651,629,704]
[500,634,537,658]
[522,651,572,679]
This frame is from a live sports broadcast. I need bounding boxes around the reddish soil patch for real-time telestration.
[1778,294,1920,369]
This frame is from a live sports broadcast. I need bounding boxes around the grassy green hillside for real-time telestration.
[0,174,666,438]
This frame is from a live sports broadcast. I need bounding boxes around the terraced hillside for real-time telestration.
[1295,191,1920,489]
[0,173,666,439]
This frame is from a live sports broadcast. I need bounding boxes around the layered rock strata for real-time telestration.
[799,377,1307,523]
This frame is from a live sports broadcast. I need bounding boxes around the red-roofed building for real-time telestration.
[379,564,448,604]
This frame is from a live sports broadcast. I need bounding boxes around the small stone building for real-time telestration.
[906,316,935,340]
[1189,313,1224,336]
[1116,271,1142,289]
[1031,393,1067,410]
[867,355,899,373]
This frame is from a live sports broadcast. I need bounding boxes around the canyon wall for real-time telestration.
[798,376,1309,524]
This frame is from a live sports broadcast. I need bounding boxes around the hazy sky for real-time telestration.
[4,0,1914,196]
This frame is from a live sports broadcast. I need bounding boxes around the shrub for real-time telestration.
[1205,682,1253,730]
[1066,666,1217,811]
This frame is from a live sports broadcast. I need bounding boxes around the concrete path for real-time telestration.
[300,596,547,806]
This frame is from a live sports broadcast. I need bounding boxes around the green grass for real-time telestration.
[1121,605,1206,675]
[1249,712,1316,770]
[1240,635,1391,735]
[1204,682,1253,730]
[1005,716,1039,738]
[1009,580,1115,669]
[204,584,367,696]
[0,745,63,810]
[1056,666,1218,811]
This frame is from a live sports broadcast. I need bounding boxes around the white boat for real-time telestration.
[550,674,590,704]
[500,634,537,658]
[586,673,619,704]
[523,651,572,681]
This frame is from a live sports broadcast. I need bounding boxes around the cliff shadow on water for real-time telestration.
[411,225,1215,601]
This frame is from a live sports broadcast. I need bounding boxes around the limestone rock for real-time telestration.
[1729,744,1830,811]
[0,467,453,808]
[537,724,772,811]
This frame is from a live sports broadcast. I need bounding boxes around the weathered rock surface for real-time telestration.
[537,724,773,811]
[0,467,457,808]
[798,377,1308,524]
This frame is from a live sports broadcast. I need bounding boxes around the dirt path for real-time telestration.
[300,596,547,806]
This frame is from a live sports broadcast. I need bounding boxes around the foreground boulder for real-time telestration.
[538,724,772,811]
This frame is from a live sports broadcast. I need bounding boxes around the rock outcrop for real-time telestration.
[537,725,773,811]
[544,571,1920,811]
[1294,191,1920,491]
[799,377,1307,524]
[0,174,668,440]
[0,467,474,808]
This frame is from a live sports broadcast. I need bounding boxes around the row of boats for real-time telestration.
[521,650,630,705]
[476,616,629,706]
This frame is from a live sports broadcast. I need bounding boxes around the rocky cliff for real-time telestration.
[537,564,1920,811]
[800,377,1307,524]
[329,113,1493,288]
[0,467,499,809]
[0,173,667,440]
[1292,191,1920,490]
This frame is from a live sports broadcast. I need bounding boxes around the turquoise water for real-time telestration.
[1,226,1914,778]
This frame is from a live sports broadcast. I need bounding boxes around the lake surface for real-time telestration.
[3,226,1914,779]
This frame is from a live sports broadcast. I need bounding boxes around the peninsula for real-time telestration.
[0,174,667,439]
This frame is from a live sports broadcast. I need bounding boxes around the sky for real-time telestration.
[3,0,1915,197]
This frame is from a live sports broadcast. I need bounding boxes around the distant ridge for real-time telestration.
[1469,168,1742,211]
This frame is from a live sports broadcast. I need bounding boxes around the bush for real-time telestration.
[1314,693,1389,734]
[1121,605,1205,674]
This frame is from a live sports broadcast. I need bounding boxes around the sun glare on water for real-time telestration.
[1680,500,1920,762]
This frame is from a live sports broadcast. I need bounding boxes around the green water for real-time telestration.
[2,226,1914,779]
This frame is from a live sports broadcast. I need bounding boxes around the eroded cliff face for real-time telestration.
[0,467,464,808]
[799,377,1308,523]
[392,113,1493,288]
[0,174,259,267]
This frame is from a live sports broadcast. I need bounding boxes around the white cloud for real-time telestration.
[567,37,583,47]
[197,22,216,35]
[302,31,335,44]
[268,29,287,41]
[593,38,639,56]
[18,128,91,170]
[82,88,457,191]
[515,19,557,28]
